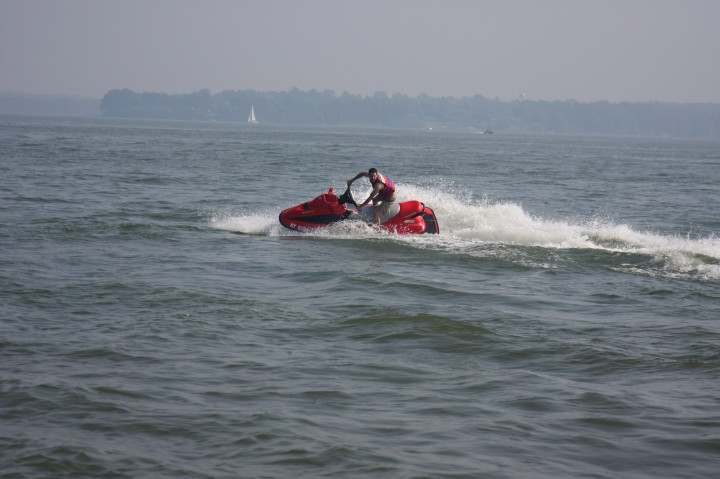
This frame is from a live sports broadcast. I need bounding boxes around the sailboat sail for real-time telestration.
[248,105,259,123]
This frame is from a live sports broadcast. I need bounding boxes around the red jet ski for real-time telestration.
[279,187,439,234]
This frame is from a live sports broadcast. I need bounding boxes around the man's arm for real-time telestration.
[359,183,383,208]
[347,172,367,186]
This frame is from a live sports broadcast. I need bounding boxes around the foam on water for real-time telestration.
[210,210,283,236]
[209,182,720,281]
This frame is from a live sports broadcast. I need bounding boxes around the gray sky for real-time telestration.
[2,0,719,103]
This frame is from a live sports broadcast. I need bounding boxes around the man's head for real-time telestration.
[368,168,378,181]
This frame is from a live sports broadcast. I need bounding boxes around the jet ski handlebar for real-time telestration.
[338,186,358,207]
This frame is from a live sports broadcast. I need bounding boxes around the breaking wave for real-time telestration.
[209,182,720,282]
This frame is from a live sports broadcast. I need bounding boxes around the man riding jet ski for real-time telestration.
[346,168,397,225]
[278,180,439,235]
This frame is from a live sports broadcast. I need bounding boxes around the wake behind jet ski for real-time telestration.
[278,186,439,235]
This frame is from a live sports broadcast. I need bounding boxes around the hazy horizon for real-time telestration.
[2,0,720,104]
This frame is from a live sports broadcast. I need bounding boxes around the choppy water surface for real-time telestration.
[1,116,719,478]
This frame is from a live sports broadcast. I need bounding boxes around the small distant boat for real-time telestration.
[248,105,259,124]
[484,128,494,134]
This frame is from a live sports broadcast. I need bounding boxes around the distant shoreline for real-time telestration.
[0,91,101,117]
[3,89,720,139]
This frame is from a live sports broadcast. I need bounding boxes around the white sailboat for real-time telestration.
[248,105,259,123]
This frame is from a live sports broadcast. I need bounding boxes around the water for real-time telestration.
[1,116,719,478]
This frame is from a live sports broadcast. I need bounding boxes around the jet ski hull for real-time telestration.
[279,188,439,235]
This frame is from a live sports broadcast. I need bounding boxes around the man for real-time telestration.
[347,168,397,225]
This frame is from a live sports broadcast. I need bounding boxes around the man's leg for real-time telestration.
[374,200,392,225]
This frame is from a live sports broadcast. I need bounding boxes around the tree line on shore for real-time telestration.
[97,88,720,138]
